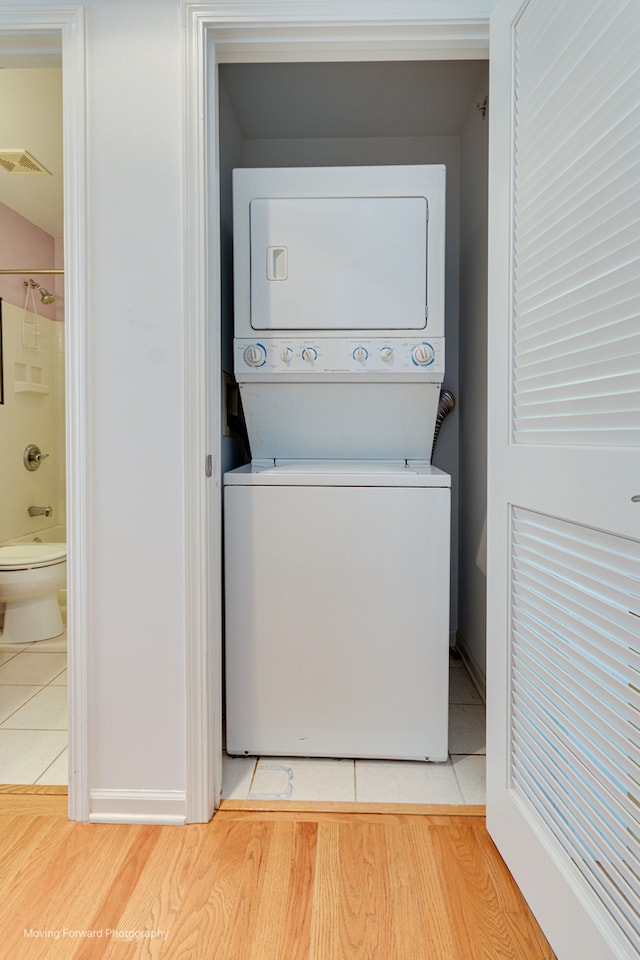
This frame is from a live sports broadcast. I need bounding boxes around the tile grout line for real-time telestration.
[34,744,68,785]
[0,684,49,727]
[246,757,259,800]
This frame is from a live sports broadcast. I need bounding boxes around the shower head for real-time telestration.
[24,279,55,305]
[38,286,55,305]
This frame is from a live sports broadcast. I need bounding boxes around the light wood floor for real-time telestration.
[0,793,555,959]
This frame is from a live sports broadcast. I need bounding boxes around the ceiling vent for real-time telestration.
[0,150,51,175]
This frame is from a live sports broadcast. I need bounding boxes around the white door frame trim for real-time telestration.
[0,5,89,820]
[182,0,490,822]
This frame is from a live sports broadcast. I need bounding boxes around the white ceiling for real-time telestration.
[220,60,488,140]
[0,66,63,238]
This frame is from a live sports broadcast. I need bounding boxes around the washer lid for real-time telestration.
[224,460,451,488]
[0,543,67,569]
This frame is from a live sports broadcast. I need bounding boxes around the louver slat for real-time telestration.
[511,0,640,447]
[510,506,640,954]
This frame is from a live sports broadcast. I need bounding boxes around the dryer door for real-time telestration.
[249,196,428,331]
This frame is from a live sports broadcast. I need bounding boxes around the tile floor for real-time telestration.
[222,656,486,805]
[0,633,68,785]
[0,643,486,806]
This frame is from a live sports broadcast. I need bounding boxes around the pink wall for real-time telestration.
[0,202,57,321]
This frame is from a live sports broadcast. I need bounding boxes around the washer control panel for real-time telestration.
[235,337,444,377]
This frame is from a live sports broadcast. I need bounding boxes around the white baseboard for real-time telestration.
[89,789,187,825]
[454,631,486,704]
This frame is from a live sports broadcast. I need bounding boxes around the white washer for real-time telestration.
[224,461,450,762]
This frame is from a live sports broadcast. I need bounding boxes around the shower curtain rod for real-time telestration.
[0,269,64,275]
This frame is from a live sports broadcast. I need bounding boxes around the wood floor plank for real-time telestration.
[385,820,469,960]
[108,815,248,959]
[209,820,274,960]
[473,825,556,959]
[239,820,317,960]
[1,823,142,960]
[430,820,555,959]
[276,821,317,960]
[95,824,210,958]
[309,820,396,959]
[0,815,64,888]
[502,913,558,960]
[71,826,162,960]
[0,794,68,817]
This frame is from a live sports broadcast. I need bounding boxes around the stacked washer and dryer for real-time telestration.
[224,165,450,763]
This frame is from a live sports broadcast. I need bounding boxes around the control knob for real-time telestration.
[280,346,294,363]
[243,343,267,367]
[301,346,318,362]
[379,346,394,363]
[411,343,435,366]
[352,346,368,363]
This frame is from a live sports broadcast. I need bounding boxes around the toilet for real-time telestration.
[0,544,67,643]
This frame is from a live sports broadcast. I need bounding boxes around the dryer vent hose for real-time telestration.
[432,389,456,457]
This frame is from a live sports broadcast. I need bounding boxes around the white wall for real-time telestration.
[219,72,248,474]
[81,0,186,815]
[458,65,489,690]
[0,0,188,819]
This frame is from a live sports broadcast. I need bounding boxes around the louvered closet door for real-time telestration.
[487,2,640,959]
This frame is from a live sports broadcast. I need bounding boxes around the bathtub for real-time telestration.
[10,524,66,545]
[7,524,67,620]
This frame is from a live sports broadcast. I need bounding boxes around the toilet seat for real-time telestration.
[0,544,67,571]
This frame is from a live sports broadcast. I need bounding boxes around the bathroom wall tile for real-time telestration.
[250,757,355,802]
[448,704,486,755]
[0,651,67,686]
[35,747,68,786]
[0,729,67,784]
[0,684,40,724]
[0,303,59,544]
[451,754,486,805]
[3,685,67,731]
[355,759,463,805]
[449,665,483,704]
[221,754,256,800]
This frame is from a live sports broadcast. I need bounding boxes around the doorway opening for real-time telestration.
[215,58,489,806]
[0,50,67,787]
[0,11,88,822]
